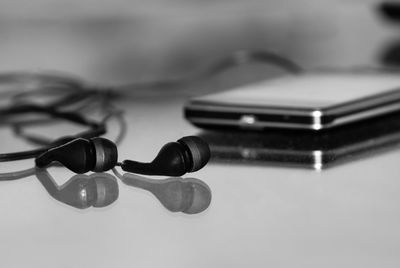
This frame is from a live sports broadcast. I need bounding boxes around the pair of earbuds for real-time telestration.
[34,135,211,213]
[35,135,210,176]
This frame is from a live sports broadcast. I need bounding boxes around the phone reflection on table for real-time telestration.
[199,111,400,170]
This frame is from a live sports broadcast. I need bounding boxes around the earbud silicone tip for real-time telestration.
[91,138,118,172]
[178,136,211,172]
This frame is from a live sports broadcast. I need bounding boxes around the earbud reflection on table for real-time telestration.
[117,171,211,214]
[35,168,119,209]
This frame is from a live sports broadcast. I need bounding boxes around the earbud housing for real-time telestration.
[35,137,118,174]
[120,136,210,176]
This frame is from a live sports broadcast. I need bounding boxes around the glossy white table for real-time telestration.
[0,95,399,268]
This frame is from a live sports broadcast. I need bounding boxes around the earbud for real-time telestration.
[35,137,118,174]
[35,136,210,176]
[119,172,211,214]
[35,168,119,209]
[120,136,210,176]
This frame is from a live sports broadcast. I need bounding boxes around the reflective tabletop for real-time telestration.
[1,94,400,268]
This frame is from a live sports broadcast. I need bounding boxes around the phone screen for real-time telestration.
[198,72,400,108]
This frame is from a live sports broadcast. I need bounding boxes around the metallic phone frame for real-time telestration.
[185,86,400,131]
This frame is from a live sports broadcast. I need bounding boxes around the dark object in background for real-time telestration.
[379,2,400,22]
[381,40,400,66]
[378,2,400,65]
[200,111,400,169]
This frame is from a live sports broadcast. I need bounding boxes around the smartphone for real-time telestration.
[184,72,400,131]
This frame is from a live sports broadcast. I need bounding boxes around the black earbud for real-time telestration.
[35,168,119,209]
[35,137,118,174]
[35,136,210,176]
[120,136,210,176]
[119,172,211,214]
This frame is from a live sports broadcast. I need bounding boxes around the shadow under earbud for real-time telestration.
[113,169,211,214]
[35,168,119,209]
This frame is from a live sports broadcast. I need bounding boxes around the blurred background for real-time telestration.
[0,0,394,86]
